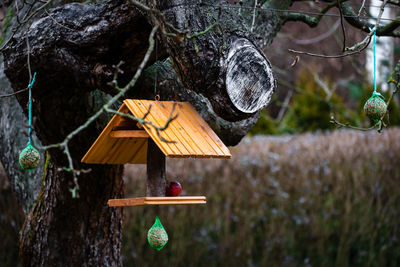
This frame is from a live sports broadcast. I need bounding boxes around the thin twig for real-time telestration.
[337,0,346,52]
[45,10,76,31]
[0,87,29,99]
[251,0,257,33]
[330,116,378,131]
[358,0,367,16]
[288,0,390,57]
[0,1,51,52]
[187,21,219,39]
[345,0,388,52]
[26,34,32,81]
[21,0,51,24]
[288,42,371,58]
[129,0,187,37]
[276,90,292,122]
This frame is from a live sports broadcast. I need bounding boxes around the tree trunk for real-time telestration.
[19,164,124,266]
[0,163,25,266]
[2,1,137,265]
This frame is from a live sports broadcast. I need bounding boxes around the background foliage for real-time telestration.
[250,66,400,135]
[121,128,400,267]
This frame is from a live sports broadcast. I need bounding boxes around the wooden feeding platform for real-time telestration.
[81,99,231,207]
[108,196,206,207]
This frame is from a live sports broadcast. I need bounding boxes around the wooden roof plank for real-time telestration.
[161,102,215,156]
[124,100,173,155]
[154,101,205,156]
[127,100,193,157]
[185,103,231,157]
[126,139,147,164]
[125,100,176,156]
[81,103,128,163]
[181,102,231,157]
[140,100,194,156]
[127,139,147,164]
[177,103,226,156]
[103,138,131,164]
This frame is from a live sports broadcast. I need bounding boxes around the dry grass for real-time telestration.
[122,128,400,267]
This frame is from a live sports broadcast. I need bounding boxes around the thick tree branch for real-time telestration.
[289,0,395,57]
[341,2,400,37]
[284,0,400,37]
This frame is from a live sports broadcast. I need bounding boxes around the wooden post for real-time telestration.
[146,139,166,196]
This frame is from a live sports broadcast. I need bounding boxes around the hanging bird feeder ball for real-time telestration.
[364,93,387,122]
[19,144,40,170]
[147,216,168,251]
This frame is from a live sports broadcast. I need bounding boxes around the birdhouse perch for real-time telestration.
[81,99,231,206]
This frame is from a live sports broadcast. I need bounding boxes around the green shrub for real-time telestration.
[279,68,354,133]
[248,110,278,135]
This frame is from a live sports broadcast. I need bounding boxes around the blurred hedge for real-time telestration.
[1,129,399,266]
[122,128,400,267]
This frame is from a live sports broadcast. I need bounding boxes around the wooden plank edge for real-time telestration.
[108,196,207,207]
[166,154,232,159]
[144,196,206,200]
[108,201,207,207]
[110,130,149,138]
[144,201,206,205]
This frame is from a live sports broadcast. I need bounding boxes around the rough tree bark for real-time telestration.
[3,1,141,266]
[0,0,289,265]
[151,0,277,121]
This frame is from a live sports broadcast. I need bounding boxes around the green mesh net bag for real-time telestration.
[364,92,387,123]
[147,216,168,251]
[19,143,40,170]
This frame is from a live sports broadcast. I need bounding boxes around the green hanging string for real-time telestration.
[19,72,40,170]
[363,30,387,126]
[372,28,377,93]
[27,72,36,145]
[368,28,384,100]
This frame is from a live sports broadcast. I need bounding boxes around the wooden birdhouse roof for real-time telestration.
[81,99,231,164]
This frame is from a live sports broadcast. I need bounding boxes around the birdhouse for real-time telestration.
[81,99,231,206]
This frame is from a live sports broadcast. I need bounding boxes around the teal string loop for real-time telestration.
[28,72,36,145]
[28,72,36,89]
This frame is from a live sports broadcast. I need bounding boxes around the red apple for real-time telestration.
[166,181,182,196]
